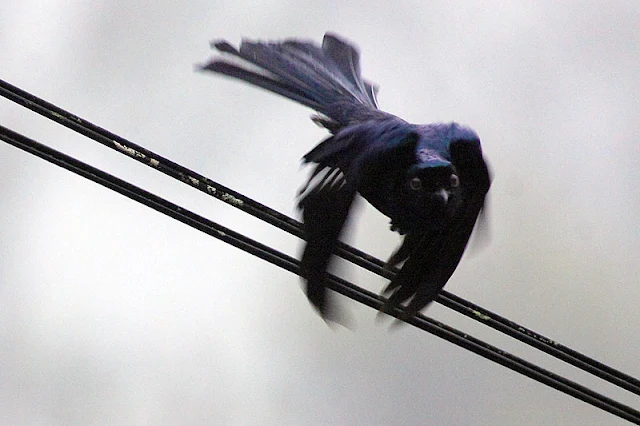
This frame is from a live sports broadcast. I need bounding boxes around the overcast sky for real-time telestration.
[1,1,639,425]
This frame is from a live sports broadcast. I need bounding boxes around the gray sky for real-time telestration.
[1,1,639,424]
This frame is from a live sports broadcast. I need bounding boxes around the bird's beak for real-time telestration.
[435,188,450,204]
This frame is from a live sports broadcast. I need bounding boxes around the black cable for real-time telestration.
[2,123,639,424]
[2,78,638,398]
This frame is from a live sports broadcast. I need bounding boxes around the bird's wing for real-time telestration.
[298,164,356,322]
[299,127,421,321]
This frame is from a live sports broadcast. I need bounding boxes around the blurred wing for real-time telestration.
[467,193,491,256]
[384,231,427,270]
[298,165,356,322]
[380,228,446,316]
[299,126,421,321]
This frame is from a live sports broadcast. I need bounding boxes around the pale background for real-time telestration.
[1,1,639,424]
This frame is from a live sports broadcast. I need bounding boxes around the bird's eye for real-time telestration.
[409,177,422,190]
[450,174,460,188]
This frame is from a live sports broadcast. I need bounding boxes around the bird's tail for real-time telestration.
[200,33,379,129]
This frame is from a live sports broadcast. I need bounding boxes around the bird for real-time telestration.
[200,32,491,323]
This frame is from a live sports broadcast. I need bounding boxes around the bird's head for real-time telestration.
[388,123,488,233]
[405,162,460,206]
[357,123,489,234]
[386,160,461,233]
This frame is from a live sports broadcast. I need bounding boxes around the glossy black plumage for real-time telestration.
[200,33,491,321]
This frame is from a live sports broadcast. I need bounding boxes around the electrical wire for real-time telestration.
[1,123,639,424]
[2,78,639,398]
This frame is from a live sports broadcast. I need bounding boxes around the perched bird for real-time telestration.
[200,33,491,322]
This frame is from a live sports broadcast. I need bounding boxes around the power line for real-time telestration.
[2,78,639,398]
[1,123,639,424]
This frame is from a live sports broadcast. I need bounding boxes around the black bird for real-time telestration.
[200,33,491,322]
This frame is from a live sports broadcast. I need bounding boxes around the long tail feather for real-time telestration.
[200,33,378,129]
[201,61,323,111]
